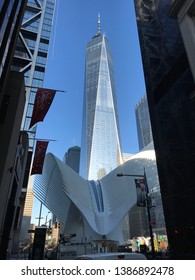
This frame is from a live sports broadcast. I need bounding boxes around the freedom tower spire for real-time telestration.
[98,13,101,34]
[80,16,123,180]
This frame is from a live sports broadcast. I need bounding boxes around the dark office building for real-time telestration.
[0,1,28,259]
[134,0,195,259]
[0,0,27,103]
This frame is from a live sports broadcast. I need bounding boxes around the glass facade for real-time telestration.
[11,0,56,149]
[0,0,26,96]
[135,94,153,150]
[134,0,195,258]
[64,146,80,174]
[80,31,122,180]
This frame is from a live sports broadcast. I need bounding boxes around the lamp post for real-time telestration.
[117,172,155,259]
[45,211,51,225]
[35,201,43,226]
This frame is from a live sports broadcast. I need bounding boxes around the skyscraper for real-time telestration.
[0,0,27,101]
[0,0,28,259]
[80,16,122,180]
[64,146,80,174]
[0,0,55,258]
[9,0,56,254]
[12,0,56,150]
[134,0,195,259]
[135,94,153,150]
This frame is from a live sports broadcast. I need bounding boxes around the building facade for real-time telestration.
[11,0,56,254]
[64,146,80,174]
[134,95,166,239]
[19,179,34,245]
[135,94,153,150]
[0,0,27,102]
[129,204,148,238]
[0,72,28,258]
[169,0,195,82]
[134,0,195,259]
[0,0,28,259]
[12,0,56,150]
[80,18,123,180]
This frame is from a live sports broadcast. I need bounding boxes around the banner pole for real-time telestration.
[25,85,66,93]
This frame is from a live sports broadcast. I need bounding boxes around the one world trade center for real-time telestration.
[80,15,123,180]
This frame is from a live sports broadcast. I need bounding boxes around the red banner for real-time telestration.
[29,88,56,129]
[31,141,49,175]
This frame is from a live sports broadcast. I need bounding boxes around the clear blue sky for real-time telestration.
[31,0,146,224]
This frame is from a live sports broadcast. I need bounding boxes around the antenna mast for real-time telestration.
[98,13,101,34]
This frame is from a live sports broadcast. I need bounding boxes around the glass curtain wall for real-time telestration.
[12,0,56,149]
[135,94,153,150]
[80,31,122,180]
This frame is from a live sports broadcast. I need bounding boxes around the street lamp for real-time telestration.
[117,173,144,178]
[117,172,155,259]
[35,201,43,226]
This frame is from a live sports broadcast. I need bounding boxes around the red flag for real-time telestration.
[29,88,56,129]
[31,141,49,175]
